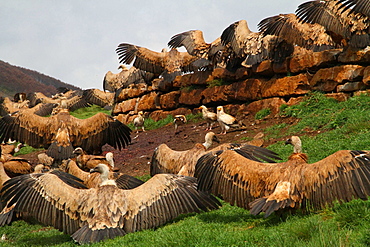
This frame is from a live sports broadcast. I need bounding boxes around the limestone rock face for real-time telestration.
[338,47,370,63]
[245,97,287,117]
[137,92,160,111]
[160,91,180,110]
[310,65,364,92]
[261,74,311,98]
[115,83,150,102]
[179,89,204,106]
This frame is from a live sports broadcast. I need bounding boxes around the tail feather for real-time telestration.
[71,225,126,244]
[249,197,294,218]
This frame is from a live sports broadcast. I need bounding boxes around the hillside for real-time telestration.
[0,60,80,98]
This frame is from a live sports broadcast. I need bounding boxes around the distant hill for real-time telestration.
[0,60,81,99]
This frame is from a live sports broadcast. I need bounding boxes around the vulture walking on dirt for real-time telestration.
[199,105,218,131]
[133,111,145,133]
[195,135,370,218]
[168,30,225,68]
[216,106,240,134]
[116,43,210,83]
[0,109,131,164]
[151,132,281,177]
[0,163,221,244]
[295,0,370,48]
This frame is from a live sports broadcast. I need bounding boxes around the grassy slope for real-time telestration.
[2,92,370,246]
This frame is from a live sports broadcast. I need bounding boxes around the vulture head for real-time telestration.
[285,136,302,154]
[72,147,85,156]
[203,132,220,149]
[90,163,115,186]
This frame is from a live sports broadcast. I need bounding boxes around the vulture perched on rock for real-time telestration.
[82,88,115,107]
[195,135,370,218]
[116,43,210,82]
[103,65,155,92]
[0,109,131,164]
[168,30,225,68]
[296,0,370,48]
[257,13,338,51]
[220,19,293,70]
[151,132,281,177]
[0,163,221,244]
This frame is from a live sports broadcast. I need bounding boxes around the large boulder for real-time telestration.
[261,74,311,98]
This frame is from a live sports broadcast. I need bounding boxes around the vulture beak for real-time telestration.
[213,135,220,143]
[90,167,99,174]
[285,139,292,145]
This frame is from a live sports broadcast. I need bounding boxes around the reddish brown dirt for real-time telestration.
[18,114,300,177]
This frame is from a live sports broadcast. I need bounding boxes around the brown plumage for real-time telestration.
[258,13,338,51]
[199,105,218,131]
[221,19,293,69]
[3,158,33,178]
[60,160,143,189]
[168,30,225,67]
[0,164,221,244]
[195,135,370,218]
[103,65,155,92]
[0,97,30,116]
[72,147,116,171]
[338,0,370,17]
[82,88,115,107]
[296,0,370,48]
[151,132,281,177]
[27,92,89,111]
[116,43,210,82]
[0,109,131,164]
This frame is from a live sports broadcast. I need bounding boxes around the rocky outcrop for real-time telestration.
[112,48,370,124]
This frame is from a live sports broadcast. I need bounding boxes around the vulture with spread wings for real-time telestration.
[195,137,370,217]
[258,13,338,51]
[220,19,294,70]
[0,109,131,163]
[296,0,370,48]
[0,164,221,244]
[168,30,225,68]
[116,43,210,82]
[103,64,155,92]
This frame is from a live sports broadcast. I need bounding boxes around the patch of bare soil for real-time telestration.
[18,114,301,177]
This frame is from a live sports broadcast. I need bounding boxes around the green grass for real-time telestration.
[2,92,370,246]
[255,108,271,120]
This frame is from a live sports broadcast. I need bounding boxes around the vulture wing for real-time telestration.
[168,30,209,57]
[258,13,337,50]
[221,19,252,56]
[116,43,165,75]
[82,88,114,107]
[122,174,221,234]
[296,0,370,48]
[338,0,370,17]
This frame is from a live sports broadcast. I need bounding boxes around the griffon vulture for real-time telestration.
[0,163,221,244]
[116,43,210,82]
[199,105,218,131]
[60,159,143,189]
[195,136,370,218]
[220,19,293,70]
[296,0,370,48]
[338,0,370,17]
[103,65,155,92]
[72,147,116,171]
[168,30,225,68]
[150,132,281,177]
[82,88,115,107]
[258,13,338,51]
[0,109,131,164]
[27,92,89,111]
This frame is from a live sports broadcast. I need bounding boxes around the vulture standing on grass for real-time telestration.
[295,0,370,49]
[151,132,281,177]
[60,160,143,189]
[0,109,131,164]
[168,30,225,68]
[216,106,240,134]
[0,163,221,244]
[199,105,218,131]
[195,135,370,218]
[257,13,338,51]
[116,43,210,83]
